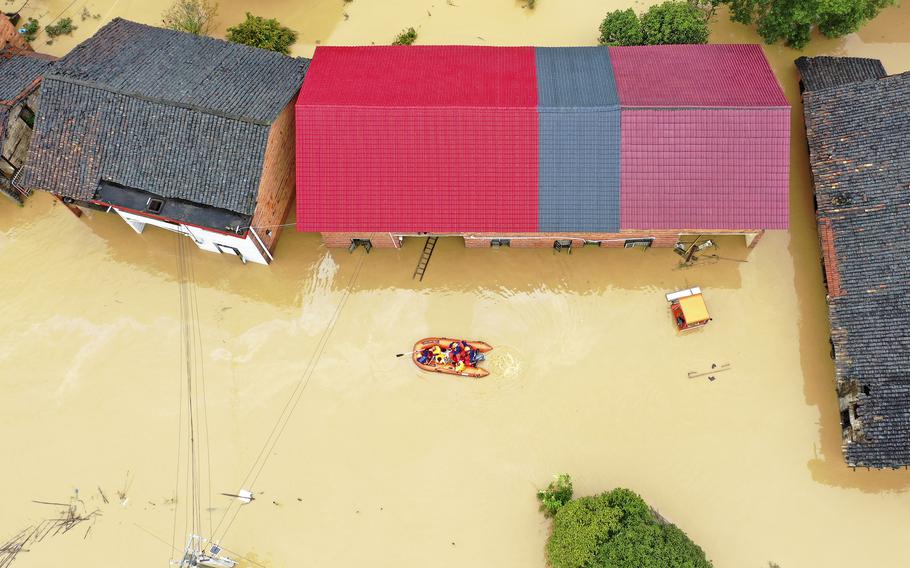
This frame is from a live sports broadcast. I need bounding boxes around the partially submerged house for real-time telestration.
[296,44,790,250]
[797,56,910,469]
[0,47,53,204]
[22,18,308,264]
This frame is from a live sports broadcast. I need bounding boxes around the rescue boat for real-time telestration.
[412,337,493,378]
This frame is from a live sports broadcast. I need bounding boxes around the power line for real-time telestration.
[210,246,370,545]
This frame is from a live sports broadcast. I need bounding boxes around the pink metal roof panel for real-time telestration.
[609,44,788,107]
[297,45,538,108]
[620,109,789,230]
[296,106,539,232]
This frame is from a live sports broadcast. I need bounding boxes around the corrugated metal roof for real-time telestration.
[620,109,790,230]
[296,105,539,232]
[538,109,621,231]
[535,47,619,108]
[297,45,537,108]
[296,45,790,233]
[610,44,788,107]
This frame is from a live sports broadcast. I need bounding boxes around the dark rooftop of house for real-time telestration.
[0,49,53,102]
[0,49,54,137]
[799,56,910,468]
[22,18,308,216]
[795,56,887,92]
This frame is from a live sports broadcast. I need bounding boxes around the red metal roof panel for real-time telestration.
[620,109,789,230]
[297,45,538,108]
[609,44,788,107]
[296,106,539,232]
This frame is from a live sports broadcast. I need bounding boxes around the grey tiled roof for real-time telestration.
[0,49,52,101]
[22,19,308,214]
[800,62,910,468]
[52,18,306,123]
[796,56,886,93]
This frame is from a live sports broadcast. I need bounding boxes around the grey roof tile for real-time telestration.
[800,61,910,469]
[796,56,886,93]
[21,19,308,214]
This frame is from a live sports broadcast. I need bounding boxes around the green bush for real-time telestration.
[544,487,712,568]
[537,473,573,518]
[21,18,40,43]
[598,1,708,46]
[598,9,642,46]
[721,0,897,49]
[45,17,76,39]
[640,1,709,45]
[226,13,298,55]
[162,0,219,36]
[392,27,417,45]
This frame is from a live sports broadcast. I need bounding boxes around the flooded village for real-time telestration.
[1,1,909,567]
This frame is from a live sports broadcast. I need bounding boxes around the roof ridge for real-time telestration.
[45,74,272,125]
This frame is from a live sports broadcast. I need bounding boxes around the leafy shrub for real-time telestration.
[599,1,708,46]
[45,18,76,39]
[162,0,219,35]
[537,473,573,518]
[392,27,417,45]
[640,1,709,45]
[227,13,298,55]
[544,487,712,568]
[598,8,642,45]
[20,18,40,43]
[721,0,897,49]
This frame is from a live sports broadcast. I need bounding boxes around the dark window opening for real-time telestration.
[624,238,653,249]
[0,156,16,179]
[839,408,851,426]
[490,239,510,248]
[349,238,372,253]
[265,229,273,237]
[584,240,602,247]
[829,337,835,360]
[147,198,164,214]
[554,239,572,254]
[18,105,35,129]
[861,385,871,396]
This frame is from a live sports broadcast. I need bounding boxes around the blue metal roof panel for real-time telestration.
[537,108,621,231]
[535,47,619,108]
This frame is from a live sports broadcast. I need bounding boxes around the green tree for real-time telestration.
[640,1,710,45]
[162,0,218,35]
[392,27,417,45]
[598,8,643,46]
[537,473,574,518]
[721,0,897,49]
[544,487,713,568]
[226,13,298,55]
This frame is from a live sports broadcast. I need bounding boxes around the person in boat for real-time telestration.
[454,359,466,373]
[417,348,432,365]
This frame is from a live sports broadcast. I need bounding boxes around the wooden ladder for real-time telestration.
[413,237,438,281]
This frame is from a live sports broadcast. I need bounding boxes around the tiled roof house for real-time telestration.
[296,44,790,250]
[22,18,308,265]
[0,47,54,204]
[797,56,910,468]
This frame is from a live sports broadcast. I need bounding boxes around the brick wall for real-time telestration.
[1,14,31,51]
[249,100,297,257]
[320,229,763,250]
[321,232,401,248]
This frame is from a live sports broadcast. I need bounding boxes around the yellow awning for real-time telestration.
[679,294,709,323]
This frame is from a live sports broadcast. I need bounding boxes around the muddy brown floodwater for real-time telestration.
[3,1,910,567]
